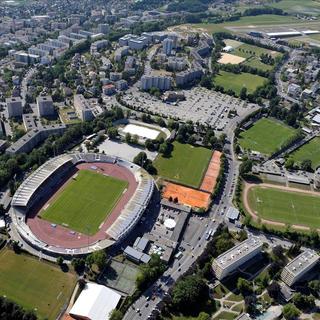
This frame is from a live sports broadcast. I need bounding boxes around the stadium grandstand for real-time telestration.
[10,153,154,257]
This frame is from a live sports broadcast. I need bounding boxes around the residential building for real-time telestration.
[74,94,94,121]
[6,97,23,118]
[37,96,54,117]
[281,249,319,286]
[162,38,173,56]
[212,237,263,280]
[98,23,109,34]
[175,68,203,86]
[140,75,172,91]
[287,83,302,98]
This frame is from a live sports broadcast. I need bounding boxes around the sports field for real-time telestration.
[247,186,320,229]
[0,248,76,319]
[41,169,128,235]
[239,118,297,155]
[154,142,212,188]
[289,137,320,170]
[271,0,320,15]
[214,71,267,95]
[234,43,282,71]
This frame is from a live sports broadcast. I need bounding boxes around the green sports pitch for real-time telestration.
[248,186,320,229]
[41,170,128,235]
[289,137,320,170]
[154,142,212,188]
[0,248,76,320]
[239,118,297,155]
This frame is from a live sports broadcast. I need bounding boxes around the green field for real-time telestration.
[0,249,76,319]
[233,43,282,71]
[289,137,320,169]
[41,170,128,235]
[271,0,320,15]
[248,186,320,228]
[214,71,267,95]
[154,142,212,188]
[239,118,297,155]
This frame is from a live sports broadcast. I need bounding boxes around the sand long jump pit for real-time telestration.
[218,53,246,65]
[122,124,160,140]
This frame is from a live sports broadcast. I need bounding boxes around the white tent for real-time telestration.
[69,283,121,320]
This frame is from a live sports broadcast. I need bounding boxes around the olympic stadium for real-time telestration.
[10,153,154,257]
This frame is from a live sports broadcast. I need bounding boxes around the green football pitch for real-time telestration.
[41,170,128,235]
[239,118,297,155]
[154,142,212,188]
[248,186,320,229]
[289,137,320,170]
[0,248,76,320]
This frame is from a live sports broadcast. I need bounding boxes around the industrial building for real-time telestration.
[212,237,263,280]
[140,75,172,91]
[37,96,54,117]
[6,97,23,118]
[281,249,319,286]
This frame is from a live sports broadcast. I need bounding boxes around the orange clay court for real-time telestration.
[162,182,211,209]
[200,151,222,193]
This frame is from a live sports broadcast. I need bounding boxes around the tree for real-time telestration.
[159,142,171,156]
[309,280,320,297]
[267,281,280,300]
[90,250,107,271]
[71,258,85,274]
[107,127,118,139]
[292,293,315,311]
[272,245,285,262]
[301,159,313,172]
[109,309,123,320]
[125,132,131,144]
[239,159,253,177]
[237,278,253,296]
[283,303,300,320]
[285,158,294,170]
[133,152,147,167]
[136,254,166,291]
[56,256,64,266]
[172,275,209,313]
[240,87,247,100]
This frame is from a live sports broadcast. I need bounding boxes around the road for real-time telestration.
[123,111,242,320]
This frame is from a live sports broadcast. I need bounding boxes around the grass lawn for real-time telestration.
[289,137,320,169]
[213,284,230,299]
[214,71,267,95]
[271,0,320,15]
[233,43,282,71]
[238,118,297,155]
[213,311,238,320]
[248,186,320,228]
[226,293,243,302]
[154,142,212,188]
[41,169,128,235]
[0,249,76,320]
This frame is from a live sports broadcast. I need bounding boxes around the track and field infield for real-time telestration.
[247,185,320,229]
[238,118,297,155]
[162,182,211,209]
[214,71,267,95]
[41,169,128,235]
[154,142,212,188]
[0,248,76,320]
[289,137,320,170]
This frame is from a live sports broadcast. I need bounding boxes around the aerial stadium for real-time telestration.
[10,153,154,256]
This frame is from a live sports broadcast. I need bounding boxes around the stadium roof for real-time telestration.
[12,154,73,207]
[69,283,121,320]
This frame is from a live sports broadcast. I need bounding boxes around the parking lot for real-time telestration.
[121,87,257,132]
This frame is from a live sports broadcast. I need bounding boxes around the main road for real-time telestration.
[123,111,242,320]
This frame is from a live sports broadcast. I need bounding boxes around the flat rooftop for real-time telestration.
[214,236,262,269]
[284,249,319,277]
